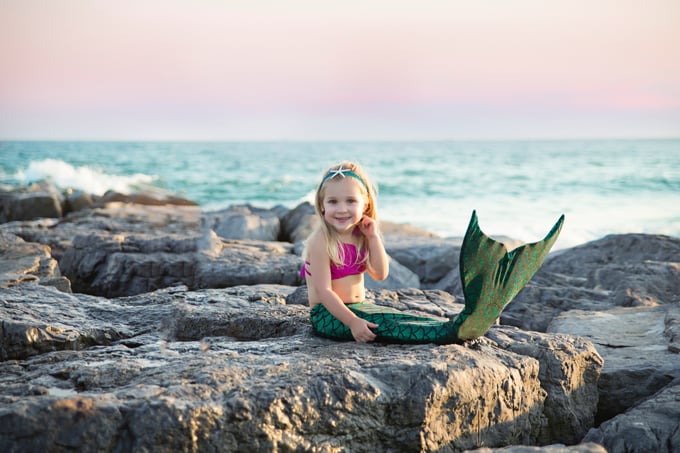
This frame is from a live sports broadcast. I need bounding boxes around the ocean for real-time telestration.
[1,139,679,250]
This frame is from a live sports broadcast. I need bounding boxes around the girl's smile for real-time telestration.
[321,178,366,236]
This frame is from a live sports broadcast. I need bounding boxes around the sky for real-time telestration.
[1,0,679,141]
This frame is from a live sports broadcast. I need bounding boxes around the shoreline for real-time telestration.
[2,179,678,251]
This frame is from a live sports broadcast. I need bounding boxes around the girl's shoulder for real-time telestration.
[306,229,328,250]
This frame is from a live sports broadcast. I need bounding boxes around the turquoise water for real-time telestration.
[1,139,679,249]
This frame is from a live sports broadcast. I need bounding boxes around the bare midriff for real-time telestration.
[307,274,365,308]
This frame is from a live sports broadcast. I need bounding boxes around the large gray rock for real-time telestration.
[0,183,198,224]
[547,305,680,422]
[195,239,302,289]
[280,202,317,244]
[468,443,607,453]
[0,232,70,292]
[0,190,63,222]
[59,232,302,298]
[204,204,281,241]
[503,233,680,332]
[383,236,460,286]
[485,329,603,445]
[583,379,680,453]
[0,286,130,361]
[0,284,602,452]
[62,189,94,215]
[502,233,680,436]
[365,256,421,290]
[1,203,203,263]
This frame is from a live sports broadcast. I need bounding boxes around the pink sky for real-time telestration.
[1,0,679,140]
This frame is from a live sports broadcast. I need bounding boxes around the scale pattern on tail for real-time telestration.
[310,302,458,344]
[452,210,564,339]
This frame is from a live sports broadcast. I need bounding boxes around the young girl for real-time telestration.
[301,161,564,344]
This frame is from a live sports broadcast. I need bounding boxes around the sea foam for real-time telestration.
[16,159,156,196]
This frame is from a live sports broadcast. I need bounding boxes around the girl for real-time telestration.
[301,161,564,344]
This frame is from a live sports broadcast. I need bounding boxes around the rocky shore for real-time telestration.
[1,183,678,452]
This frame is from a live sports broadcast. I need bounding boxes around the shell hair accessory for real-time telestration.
[320,165,367,191]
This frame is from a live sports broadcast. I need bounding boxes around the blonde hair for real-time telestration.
[308,161,378,267]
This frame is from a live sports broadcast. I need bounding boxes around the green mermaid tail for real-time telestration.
[452,210,564,340]
[310,211,564,344]
[310,302,458,344]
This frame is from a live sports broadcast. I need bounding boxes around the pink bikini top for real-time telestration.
[300,242,367,280]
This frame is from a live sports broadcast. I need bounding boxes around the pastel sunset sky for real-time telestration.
[1,0,679,140]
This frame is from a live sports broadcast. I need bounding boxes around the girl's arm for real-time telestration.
[359,216,389,281]
[306,232,378,342]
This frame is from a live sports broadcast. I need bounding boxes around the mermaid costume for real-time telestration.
[308,210,564,344]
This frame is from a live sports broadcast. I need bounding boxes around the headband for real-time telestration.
[320,165,368,191]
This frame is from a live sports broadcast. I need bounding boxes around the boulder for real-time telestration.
[279,202,317,244]
[383,236,461,286]
[99,190,198,207]
[0,232,70,292]
[485,329,603,445]
[469,443,607,453]
[365,256,421,290]
[62,189,94,215]
[583,379,680,453]
[0,190,62,222]
[547,305,680,423]
[204,204,281,241]
[0,284,602,452]
[59,232,302,298]
[502,234,680,332]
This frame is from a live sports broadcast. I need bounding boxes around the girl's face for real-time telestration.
[321,177,367,235]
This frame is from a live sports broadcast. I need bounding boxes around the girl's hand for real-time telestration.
[357,216,379,239]
[349,318,378,343]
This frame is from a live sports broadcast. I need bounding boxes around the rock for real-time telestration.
[0,284,602,452]
[433,260,464,297]
[365,256,421,290]
[502,234,680,332]
[204,204,281,241]
[667,304,680,354]
[0,183,198,225]
[0,190,63,222]
[538,233,680,278]
[195,239,301,289]
[0,232,70,291]
[501,233,680,430]
[1,204,203,263]
[381,221,440,238]
[279,202,317,244]
[0,285,130,360]
[583,379,680,453]
[383,236,461,286]
[286,285,309,306]
[485,329,604,445]
[99,190,198,207]
[62,189,94,215]
[547,305,679,423]
[59,232,302,298]
[467,442,607,453]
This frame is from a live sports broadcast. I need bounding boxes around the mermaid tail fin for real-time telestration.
[452,210,565,340]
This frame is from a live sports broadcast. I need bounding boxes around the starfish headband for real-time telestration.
[320,165,368,191]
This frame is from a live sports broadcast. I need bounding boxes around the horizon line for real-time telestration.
[2,135,679,143]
